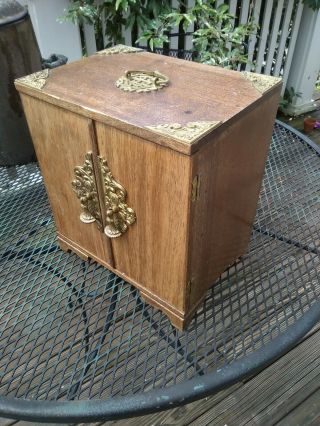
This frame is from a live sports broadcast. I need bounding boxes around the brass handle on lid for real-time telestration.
[116,70,169,93]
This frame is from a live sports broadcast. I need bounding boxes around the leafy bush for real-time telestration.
[61,0,255,69]
[61,0,171,49]
[138,0,256,69]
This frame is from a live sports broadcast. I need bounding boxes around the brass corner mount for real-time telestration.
[96,45,143,56]
[146,121,221,145]
[242,71,282,94]
[16,69,50,90]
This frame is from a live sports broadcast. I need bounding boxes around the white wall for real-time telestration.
[19,0,82,63]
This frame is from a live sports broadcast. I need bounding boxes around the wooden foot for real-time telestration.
[57,236,89,261]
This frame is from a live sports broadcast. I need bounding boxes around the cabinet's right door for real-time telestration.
[95,122,191,318]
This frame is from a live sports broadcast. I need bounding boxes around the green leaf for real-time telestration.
[115,0,122,11]
[217,4,229,14]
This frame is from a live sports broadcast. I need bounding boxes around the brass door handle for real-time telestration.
[98,156,136,238]
[72,153,136,238]
[71,152,103,231]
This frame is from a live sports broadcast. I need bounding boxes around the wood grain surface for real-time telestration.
[95,123,191,318]
[187,89,281,310]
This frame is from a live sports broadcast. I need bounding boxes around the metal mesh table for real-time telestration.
[0,120,319,423]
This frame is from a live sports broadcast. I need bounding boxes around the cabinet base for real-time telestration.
[57,234,195,330]
[58,238,89,261]
[139,291,200,330]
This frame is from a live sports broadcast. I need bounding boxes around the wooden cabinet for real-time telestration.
[15,45,282,329]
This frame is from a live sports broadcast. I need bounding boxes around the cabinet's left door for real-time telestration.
[21,95,114,266]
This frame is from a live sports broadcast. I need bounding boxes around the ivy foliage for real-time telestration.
[61,0,98,25]
[61,0,171,48]
[138,0,256,69]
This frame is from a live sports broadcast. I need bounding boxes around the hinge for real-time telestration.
[187,278,195,297]
[191,175,200,202]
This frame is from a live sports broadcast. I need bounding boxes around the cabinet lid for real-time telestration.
[15,45,282,155]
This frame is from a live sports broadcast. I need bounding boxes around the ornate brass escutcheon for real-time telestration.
[116,70,169,93]
[72,152,136,238]
[71,152,103,230]
[98,156,136,238]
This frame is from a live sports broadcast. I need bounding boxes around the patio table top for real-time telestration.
[0,120,319,423]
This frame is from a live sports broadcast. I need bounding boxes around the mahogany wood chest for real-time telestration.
[15,45,282,329]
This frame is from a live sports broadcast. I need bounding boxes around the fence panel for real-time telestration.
[122,12,132,47]
[281,1,304,91]
[169,0,180,50]
[264,0,284,75]
[245,0,262,71]
[83,23,97,56]
[184,0,195,51]
[239,0,250,24]
[228,0,237,16]
[255,1,273,73]
[274,1,295,76]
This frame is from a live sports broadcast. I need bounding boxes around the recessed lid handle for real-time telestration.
[116,70,169,93]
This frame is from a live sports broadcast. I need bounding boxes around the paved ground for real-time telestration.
[278,92,320,146]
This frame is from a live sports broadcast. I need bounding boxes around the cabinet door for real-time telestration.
[95,122,191,314]
[21,95,113,266]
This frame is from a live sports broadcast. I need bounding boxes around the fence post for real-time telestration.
[83,23,97,55]
[20,0,83,63]
[283,5,320,115]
